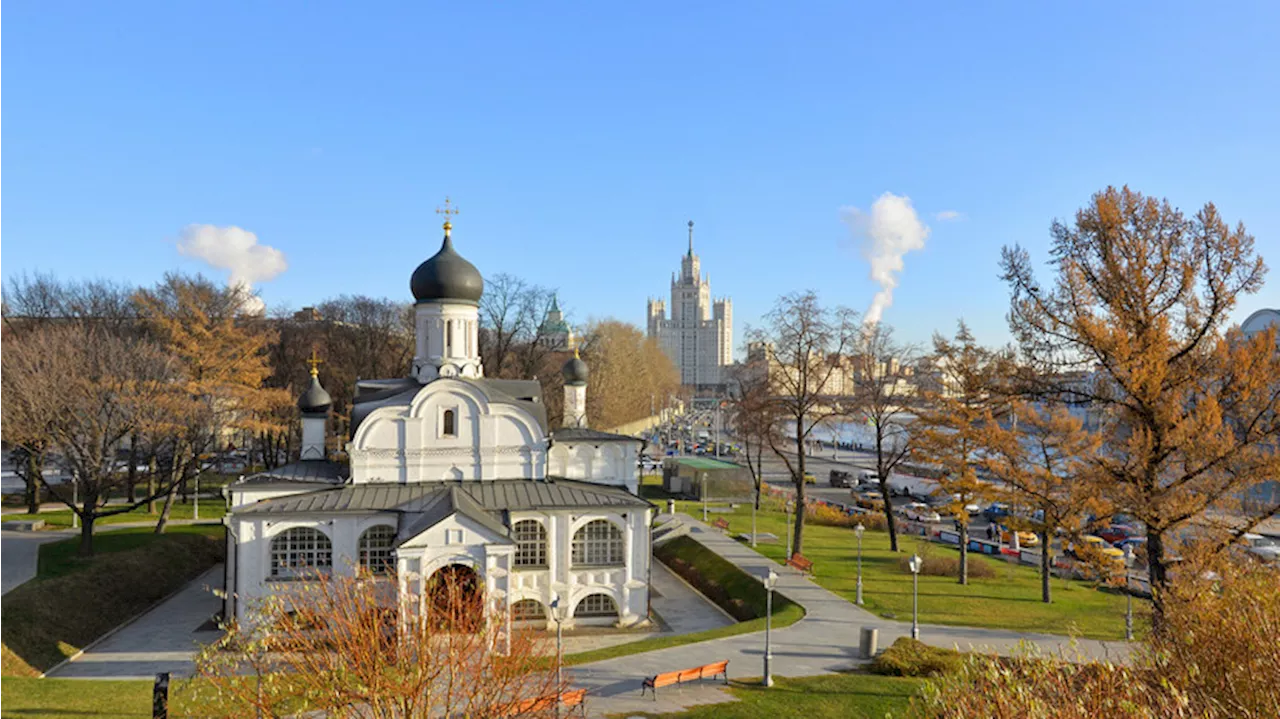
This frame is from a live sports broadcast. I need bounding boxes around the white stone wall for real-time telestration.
[229,507,652,629]
[413,301,483,382]
[546,442,640,494]
[348,379,547,484]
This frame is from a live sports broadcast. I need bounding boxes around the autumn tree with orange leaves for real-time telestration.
[1001,186,1280,626]
[134,275,292,532]
[192,570,565,719]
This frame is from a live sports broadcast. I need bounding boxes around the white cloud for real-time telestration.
[176,224,287,314]
[935,210,964,222]
[841,193,930,325]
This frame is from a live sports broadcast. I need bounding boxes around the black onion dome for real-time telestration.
[297,375,332,414]
[410,234,484,304]
[562,355,589,386]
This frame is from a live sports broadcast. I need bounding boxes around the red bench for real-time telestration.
[641,659,730,699]
[712,517,731,532]
[495,688,586,717]
[786,553,814,575]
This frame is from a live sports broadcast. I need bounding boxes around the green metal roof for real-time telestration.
[669,457,740,470]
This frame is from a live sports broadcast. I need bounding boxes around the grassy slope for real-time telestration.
[1,525,225,676]
[566,535,804,665]
[679,500,1149,641]
[3,501,227,530]
[618,671,926,719]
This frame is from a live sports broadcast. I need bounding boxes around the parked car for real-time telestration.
[1096,524,1140,545]
[829,470,853,488]
[1242,533,1280,563]
[857,469,881,486]
[995,526,1039,547]
[1068,535,1125,564]
[853,489,886,511]
[902,502,942,523]
[982,503,1011,522]
[802,472,817,485]
[1113,536,1147,557]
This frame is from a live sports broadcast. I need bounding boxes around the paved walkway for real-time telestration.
[47,566,225,679]
[0,520,221,596]
[577,513,1132,717]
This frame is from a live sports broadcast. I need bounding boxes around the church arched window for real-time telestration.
[571,520,625,567]
[358,524,396,575]
[512,598,546,621]
[442,409,456,437]
[270,527,332,579]
[512,520,547,567]
[574,593,618,618]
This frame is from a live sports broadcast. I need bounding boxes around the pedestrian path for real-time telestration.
[47,566,224,679]
[578,513,1131,717]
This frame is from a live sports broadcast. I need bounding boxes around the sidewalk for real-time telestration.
[0,519,222,596]
[46,566,225,679]
[577,513,1131,717]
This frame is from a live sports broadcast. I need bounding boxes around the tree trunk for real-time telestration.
[77,486,99,557]
[146,454,158,513]
[876,433,899,552]
[24,451,42,515]
[1146,529,1168,631]
[958,521,969,585]
[1040,528,1051,603]
[126,432,139,503]
[793,426,806,557]
[155,453,185,534]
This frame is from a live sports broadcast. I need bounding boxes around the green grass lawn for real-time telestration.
[4,500,227,530]
[2,525,225,676]
[38,524,225,579]
[677,500,1149,641]
[567,534,804,665]
[618,671,926,719]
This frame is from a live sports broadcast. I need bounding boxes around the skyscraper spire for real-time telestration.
[687,220,694,256]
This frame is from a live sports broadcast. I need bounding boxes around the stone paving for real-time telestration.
[0,530,68,595]
[574,513,1132,717]
[47,566,224,679]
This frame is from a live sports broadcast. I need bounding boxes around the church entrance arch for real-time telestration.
[424,563,484,628]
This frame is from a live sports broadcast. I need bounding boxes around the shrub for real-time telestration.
[897,542,996,579]
[869,637,964,677]
[805,502,888,531]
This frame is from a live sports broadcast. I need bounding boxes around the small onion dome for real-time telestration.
[410,232,484,304]
[562,355,589,386]
[297,375,332,414]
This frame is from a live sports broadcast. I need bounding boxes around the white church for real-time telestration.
[223,214,653,630]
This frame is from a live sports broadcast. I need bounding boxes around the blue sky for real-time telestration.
[5,1,1279,351]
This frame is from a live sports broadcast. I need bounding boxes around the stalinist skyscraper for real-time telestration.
[646,221,733,389]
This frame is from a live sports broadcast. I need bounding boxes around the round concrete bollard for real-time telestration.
[667,499,676,515]
[859,627,879,659]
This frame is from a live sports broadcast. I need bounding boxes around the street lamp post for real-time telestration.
[908,554,922,640]
[550,596,568,718]
[855,523,866,606]
[1123,545,1135,641]
[762,568,778,687]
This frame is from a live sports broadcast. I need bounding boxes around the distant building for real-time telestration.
[646,221,733,389]
[1241,308,1280,345]
[538,294,571,350]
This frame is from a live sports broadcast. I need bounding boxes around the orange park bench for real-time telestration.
[496,688,587,717]
[712,517,731,532]
[641,660,730,699]
[786,553,814,575]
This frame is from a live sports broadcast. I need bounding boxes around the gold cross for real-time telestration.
[306,348,323,378]
[436,196,459,235]
[567,330,580,358]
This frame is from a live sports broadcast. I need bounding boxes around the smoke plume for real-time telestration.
[841,193,930,325]
[176,224,288,314]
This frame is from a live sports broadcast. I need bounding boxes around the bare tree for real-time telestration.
[1,325,176,555]
[727,358,776,512]
[1001,186,1280,624]
[748,292,861,556]
[193,570,564,718]
[854,323,918,552]
[478,273,556,379]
